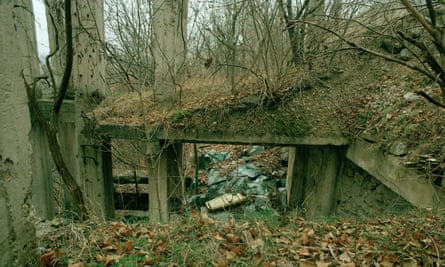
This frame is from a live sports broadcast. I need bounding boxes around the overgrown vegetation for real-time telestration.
[34,0,445,264]
[39,210,445,266]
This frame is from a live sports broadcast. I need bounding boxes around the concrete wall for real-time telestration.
[0,0,39,265]
[347,139,445,209]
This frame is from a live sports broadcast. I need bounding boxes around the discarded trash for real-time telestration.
[205,193,247,211]
[232,163,262,179]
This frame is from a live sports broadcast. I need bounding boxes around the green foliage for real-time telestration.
[262,110,311,137]
[167,109,193,124]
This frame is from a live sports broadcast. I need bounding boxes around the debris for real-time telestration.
[205,193,247,211]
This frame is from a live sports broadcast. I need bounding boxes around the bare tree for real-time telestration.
[278,0,325,66]
[294,0,445,103]
[105,0,154,93]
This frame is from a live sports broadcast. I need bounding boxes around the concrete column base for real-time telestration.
[146,141,183,222]
[287,146,345,219]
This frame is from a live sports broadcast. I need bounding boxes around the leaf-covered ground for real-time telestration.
[39,210,445,267]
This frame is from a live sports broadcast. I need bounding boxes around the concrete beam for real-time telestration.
[98,122,349,146]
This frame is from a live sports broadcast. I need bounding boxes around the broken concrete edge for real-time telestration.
[346,139,445,209]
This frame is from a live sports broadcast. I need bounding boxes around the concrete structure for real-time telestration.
[35,102,445,222]
[97,122,350,221]
[0,0,39,265]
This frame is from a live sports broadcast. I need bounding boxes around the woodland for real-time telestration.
[1,0,445,266]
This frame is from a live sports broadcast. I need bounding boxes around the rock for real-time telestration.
[240,95,259,106]
[389,141,408,156]
[380,37,403,54]
[400,48,412,61]
[403,92,420,101]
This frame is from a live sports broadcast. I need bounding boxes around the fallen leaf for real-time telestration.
[226,233,242,243]
[217,256,228,267]
[223,243,244,256]
[104,254,120,266]
[316,260,331,267]
[125,240,134,253]
[300,260,317,267]
[214,232,225,241]
[297,248,311,257]
[96,254,104,262]
[136,227,154,238]
[40,251,56,267]
[144,255,157,265]
[402,258,417,267]
[339,251,352,263]
[136,249,150,255]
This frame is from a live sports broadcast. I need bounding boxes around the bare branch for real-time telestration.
[53,0,73,115]
[400,0,438,41]
[426,0,437,28]
[297,20,437,82]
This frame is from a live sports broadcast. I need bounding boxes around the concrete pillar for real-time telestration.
[0,0,39,265]
[30,123,55,219]
[146,141,183,222]
[286,147,307,208]
[152,0,188,102]
[286,146,345,219]
[70,0,108,219]
[82,137,115,220]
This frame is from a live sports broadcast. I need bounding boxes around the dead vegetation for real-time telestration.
[39,210,445,266]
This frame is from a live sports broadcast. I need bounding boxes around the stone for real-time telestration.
[400,48,412,61]
[403,92,420,101]
[389,141,408,156]
[240,95,260,106]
